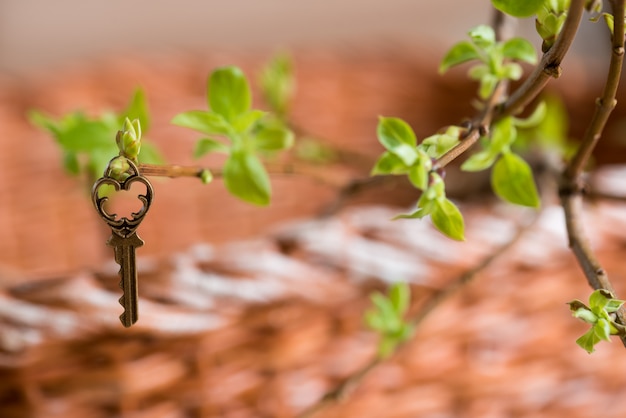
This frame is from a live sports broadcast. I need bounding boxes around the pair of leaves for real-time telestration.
[569,289,625,353]
[365,282,413,358]
[462,117,541,208]
[29,89,162,180]
[172,66,294,206]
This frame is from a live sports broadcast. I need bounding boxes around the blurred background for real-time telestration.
[2,1,626,417]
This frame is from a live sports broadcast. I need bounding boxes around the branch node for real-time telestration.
[544,63,562,78]
[614,46,625,56]
[478,124,489,137]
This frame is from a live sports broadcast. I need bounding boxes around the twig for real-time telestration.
[559,0,626,346]
[296,211,537,418]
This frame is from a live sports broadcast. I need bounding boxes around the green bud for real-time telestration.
[116,117,142,160]
[200,169,213,184]
[109,156,131,182]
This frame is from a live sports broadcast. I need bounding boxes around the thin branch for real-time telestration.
[297,212,538,418]
[559,0,626,346]
[138,162,349,188]
[435,0,586,170]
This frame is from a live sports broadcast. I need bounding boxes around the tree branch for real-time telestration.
[559,0,626,346]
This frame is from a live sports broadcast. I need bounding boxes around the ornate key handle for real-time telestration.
[92,158,154,238]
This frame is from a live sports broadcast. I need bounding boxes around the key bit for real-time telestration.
[108,231,144,327]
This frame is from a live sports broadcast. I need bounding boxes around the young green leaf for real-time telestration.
[407,150,431,190]
[468,25,496,48]
[502,38,538,64]
[253,124,294,152]
[595,318,612,342]
[491,152,540,208]
[605,298,625,313]
[512,101,547,129]
[122,88,151,132]
[461,149,499,172]
[193,138,230,158]
[439,41,481,74]
[171,110,232,136]
[232,110,267,134]
[491,0,544,17]
[377,117,418,165]
[63,151,80,175]
[200,169,213,185]
[576,327,601,353]
[421,127,461,158]
[371,151,409,176]
[223,150,271,205]
[208,66,252,122]
[389,282,410,316]
[431,198,465,241]
[490,117,516,154]
[371,292,402,332]
[259,52,295,117]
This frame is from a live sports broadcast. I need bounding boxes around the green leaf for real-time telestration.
[389,283,410,316]
[407,150,431,190]
[392,209,426,220]
[595,318,612,342]
[431,198,465,241]
[461,149,499,172]
[122,88,150,132]
[371,293,401,332]
[439,41,481,74]
[171,110,231,136]
[491,152,540,207]
[193,138,230,158]
[208,66,251,122]
[479,74,498,100]
[377,117,418,165]
[232,110,267,133]
[223,151,271,206]
[572,308,598,324]
[29,110,61,136]
[365,309,386,332]
[490,117,516,154]
[502,38,538,64]
[421,127,461,158]
[371,151,409,175]
[605,298,625,313]
[468,25,496,48]
[576,327,601,353]
[253,124,295,152]
[491,0,544,17]
[259,52,295,117]
[63,151,80,175]
[512,102,547,129]
[500,63,523,80]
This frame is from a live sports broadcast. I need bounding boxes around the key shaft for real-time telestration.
[107,231,144,327]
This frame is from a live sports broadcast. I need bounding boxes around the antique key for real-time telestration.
[92,157,154,327]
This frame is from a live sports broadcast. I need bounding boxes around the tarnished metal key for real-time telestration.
[92,158,154,327]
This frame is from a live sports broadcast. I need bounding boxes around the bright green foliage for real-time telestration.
[373,117,465,240]
[491,152,540,207]
[462,116,541,208]
[569,290,625,353]
[536,0,570,52]
[376,117,418,165]
[208,67,252,123]
[259,53,295,118]
[441,25,537,99]
[365,282,414,358]
[29,89,162,181]
[491,0,544,18]
[172,66,294,206]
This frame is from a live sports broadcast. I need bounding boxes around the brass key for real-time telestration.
[92,158,154,327]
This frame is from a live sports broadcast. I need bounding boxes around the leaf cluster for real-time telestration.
[372,117,465,240]
[29,89,162,181]
[569,290,626,353]
[172,66,294,206]
[440,25,537,99]
[364,282,414,358]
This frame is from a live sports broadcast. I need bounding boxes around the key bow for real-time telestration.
[91,158,153,237]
